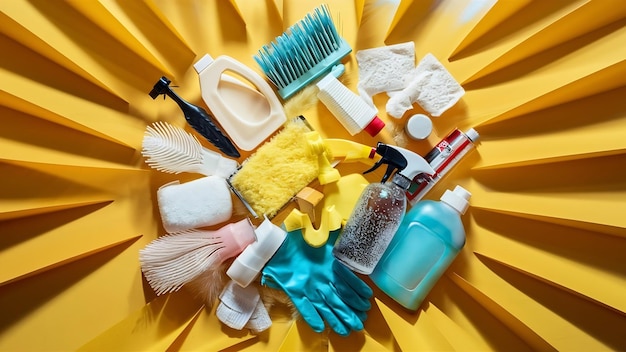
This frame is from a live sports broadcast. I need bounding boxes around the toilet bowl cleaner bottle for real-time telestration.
[370,185,471,310]
[332,143,434,275]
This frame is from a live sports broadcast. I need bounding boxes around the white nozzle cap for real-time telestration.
[226,217,287,287]
[193,54,215,74]
[440,185,471,215]
[406,114,432,140]
[464,128,479,143]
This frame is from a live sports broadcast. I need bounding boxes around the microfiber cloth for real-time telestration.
[229,118,320,218]
[356,42,416,106]
[216,280,272,333]
[157,175,232,232]
[216,280,261,330]
[387,53,465,118]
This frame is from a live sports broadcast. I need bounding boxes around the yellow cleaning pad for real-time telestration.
[230,118,321,218]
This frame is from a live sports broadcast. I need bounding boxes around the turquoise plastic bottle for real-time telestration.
[370,185,471,310]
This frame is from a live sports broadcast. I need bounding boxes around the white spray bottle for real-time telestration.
[332,143,434,275]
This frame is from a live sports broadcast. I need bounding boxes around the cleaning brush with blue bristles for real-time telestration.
[254,4,351,100]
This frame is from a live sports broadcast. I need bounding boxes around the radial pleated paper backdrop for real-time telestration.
[1,0,625,351]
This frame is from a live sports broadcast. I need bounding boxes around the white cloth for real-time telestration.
[356,42,416,106]
[245,300,272,334]
[216,280,271,333]
[386,53,464,118]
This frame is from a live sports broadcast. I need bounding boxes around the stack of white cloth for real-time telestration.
[356,43,464,118]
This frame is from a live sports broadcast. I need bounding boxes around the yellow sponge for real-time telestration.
[230,118,321,218]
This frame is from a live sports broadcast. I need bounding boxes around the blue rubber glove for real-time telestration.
[261,228,373,336]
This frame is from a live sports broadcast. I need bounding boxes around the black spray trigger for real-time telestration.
[381,164,398,183]
[363,157,385,175]
[362,142,408,183]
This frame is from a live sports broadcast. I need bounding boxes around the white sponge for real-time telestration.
[356,42,416,105]
[157,175,232,232]
[386,53,464,118]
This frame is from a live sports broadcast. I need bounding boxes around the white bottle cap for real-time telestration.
[406,114,432,140]
[193,54,215,73]
[226,217,287,287]
[464,128,479,143]
[440,185,471,215]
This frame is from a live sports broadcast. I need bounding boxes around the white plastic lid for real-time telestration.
[464,128,479,143]
[406,114,432,140]
[440,185,471,215]
[193,54,215,73]
[226,217,287,287]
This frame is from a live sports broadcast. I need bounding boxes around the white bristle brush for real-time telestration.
[139,218,256,296]
[141,121,239,178]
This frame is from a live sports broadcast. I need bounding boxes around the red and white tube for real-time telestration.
[407,128,479,205]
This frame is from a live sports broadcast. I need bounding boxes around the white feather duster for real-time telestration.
[139,219,256,296]
[141,121,238,178]
[139,230,227,296]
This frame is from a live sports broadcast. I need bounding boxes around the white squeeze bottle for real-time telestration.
[316,73,385,137]
[370,185,471,310]
[332,143,434,275]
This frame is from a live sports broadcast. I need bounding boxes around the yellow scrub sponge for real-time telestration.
[230,118,320,218]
